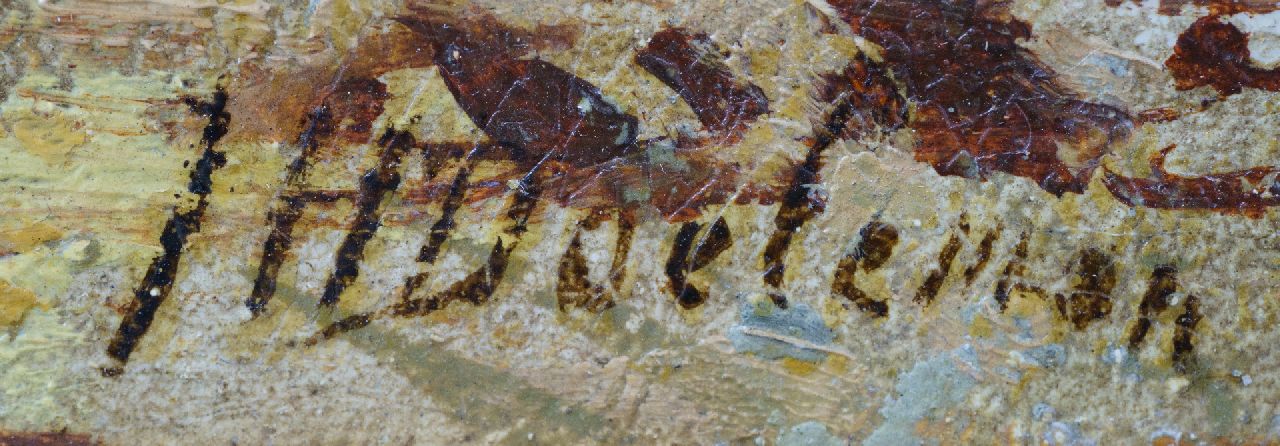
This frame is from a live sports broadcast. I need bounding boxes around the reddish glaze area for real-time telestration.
[320,77,390,144]
[635,27,770,140]
[815,56,907,138]
[827,0,1133,196]
[1103,146,1280,217]
[1165,15,1280,96]
[395,12,638,167]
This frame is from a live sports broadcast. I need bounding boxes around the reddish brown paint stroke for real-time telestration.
[395,11,638,167]
[1165,15,1280,96]
[1107,0,1280,15]
[1103,145,1280,217]
[0,431,97,446]
[827,0,1133,196]
[635,27,770,140]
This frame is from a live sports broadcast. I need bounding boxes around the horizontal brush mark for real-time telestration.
[399,233,519,316]
[1128,265,1178,348]
[1106,0,1280,15]
[762,53,902,289]
[634,27,769,139]
[0,431,97,446]
[319,130,414,307]
[665,216,732,309]
[993,232,1029,312]
[1103,145,1280,218]
[247,77,391,316]
[831,221,899,317]
[913,232,962,306]
[1054,248,1117,330]
[309,240,514,347]
[104,87,230,375]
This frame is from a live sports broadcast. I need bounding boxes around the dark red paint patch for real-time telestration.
[1103,145,1280,217]
[0,431,97,446]
[396,12,638,167]
[635,27,770,140]
[1165,15,1280,96]
[827,0,1134,196]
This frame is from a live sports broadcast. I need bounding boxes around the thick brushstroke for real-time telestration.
[247,77,391,316]
[1104,146,1280,218]
[417,161,474,263]
[635,27,770,139]
[246,197,305,316]
[963,227,1000,285]
[1107,0,1280,15]
[608,211,636,292]
[831,221,899,317]
[762,53,902,288]
[1128,265,1178,348]
[318,130,413,306]
[314,171,545,343]
[556,230,613,313]
[555,211,634,313]
[104,87,230,374]
[913,233,962,305]
[665,216,732,309]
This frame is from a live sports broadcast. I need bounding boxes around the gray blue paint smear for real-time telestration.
[728,297,834,362]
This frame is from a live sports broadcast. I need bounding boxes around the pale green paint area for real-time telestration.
[865,347,977,446]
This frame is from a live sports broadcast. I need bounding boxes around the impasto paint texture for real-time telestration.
[1,0,1279,444]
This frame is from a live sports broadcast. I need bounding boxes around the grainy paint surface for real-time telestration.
[1,0,1279,444]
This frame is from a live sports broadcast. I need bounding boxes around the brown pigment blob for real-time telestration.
[1128,265,1178,348]
[827,0,1133,195]
[1166,14,1280,96]
[395,11,638,167]
[1054,248,1117,330]
[993,232,1030,312]
[665,217,733,309]
[830,221,899,317]
[1103,145,1280,217]
[914,232,963,306]
[1171,294,1203,373]
[635,27,770,140]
